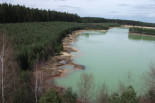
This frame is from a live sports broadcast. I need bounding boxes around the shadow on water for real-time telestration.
[128,33,155,42]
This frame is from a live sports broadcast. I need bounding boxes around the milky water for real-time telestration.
[55,28,155,95]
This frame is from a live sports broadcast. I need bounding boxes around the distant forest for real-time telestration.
[0,3,155,27]
[129,27,155,35]
[80,17,155,27]
[0,3,80,23]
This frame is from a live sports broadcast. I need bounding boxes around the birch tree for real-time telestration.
[0,31,16,103]
[144,65,155,102]
[96,83,109,103]
[77,73,94,103]
[32,60,44,103]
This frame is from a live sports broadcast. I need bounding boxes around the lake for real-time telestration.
[55,28,155,95]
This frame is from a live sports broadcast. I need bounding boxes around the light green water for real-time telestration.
[55,28,155,95]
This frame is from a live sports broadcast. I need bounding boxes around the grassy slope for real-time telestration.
[0,22,120,70]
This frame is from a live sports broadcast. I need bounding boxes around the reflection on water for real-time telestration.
[83,31,106,35]
[128,33,155,41]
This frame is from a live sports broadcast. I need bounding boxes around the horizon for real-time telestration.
[1,0,155,23]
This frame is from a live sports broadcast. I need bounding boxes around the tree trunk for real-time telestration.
[1,35,5,103]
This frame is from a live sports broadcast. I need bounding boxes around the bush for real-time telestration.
[13,71,34,103]
[39,89,62,103]
[120,85,137,103]
[63,88,77,103]
[110,92,120,103]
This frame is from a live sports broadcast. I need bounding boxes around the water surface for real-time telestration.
[56,28,155,95]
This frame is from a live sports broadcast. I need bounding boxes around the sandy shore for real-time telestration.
[43,29,107,79]
[39,30,87,90]
[39,29,112,91]
[122,25,155,29]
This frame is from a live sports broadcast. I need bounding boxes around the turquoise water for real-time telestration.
[58,65,75,69]
[55,28,155,95]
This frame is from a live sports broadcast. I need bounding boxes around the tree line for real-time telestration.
[0,3,80,23]
[80,17,155,27]
[1,3,155,28]
[129,27,155,35]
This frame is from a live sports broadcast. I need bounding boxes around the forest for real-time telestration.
[80,17,155,27]
[0,3,80,23]
[129,27,155,35]
[0,22,119,70]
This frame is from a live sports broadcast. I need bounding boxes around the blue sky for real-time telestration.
[1,0,155,23]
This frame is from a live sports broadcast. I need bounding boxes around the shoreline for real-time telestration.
[42,26,155,90]
[38,26,155,95]
[56,29,109,78]
[40,30,87,90]
[122,25,155,29]
[129,32,155,37]
[40,29,111,91]
[52,26,155,80]
[41,27,131,89]
[47,29,108,79]
[122,25,155,37]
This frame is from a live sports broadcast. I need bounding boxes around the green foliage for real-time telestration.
[39,88,77,103]
[109,86,137,103]
[129,27,155,35]
[81,17,155,27]
[110,92,121,103]
[0,22,81,70]
[120,86,137,103]
[39,89,62,103]
[13,71,34,103]
[63,88,77,103]
[0,3,80,23]
[1,3,155,27]
[0,22,118,70]
[80,23,120,30]
[80,17,108,23]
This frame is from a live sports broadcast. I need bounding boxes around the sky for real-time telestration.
[1,0,155,23]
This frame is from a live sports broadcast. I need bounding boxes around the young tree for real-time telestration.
[120,85,137,103]
[127,71,134,86]
[39,89,62,103]
[63,88,77,103]
[0,31,16,103]
[118,80,126,94]
[144,65,155,103]
[96,83,109,103]
[32,60,44,103]
[77,73,94,103]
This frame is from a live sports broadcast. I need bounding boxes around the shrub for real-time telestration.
[63,88,77,103]
[39,89,62,103]
[120,85,137,103]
